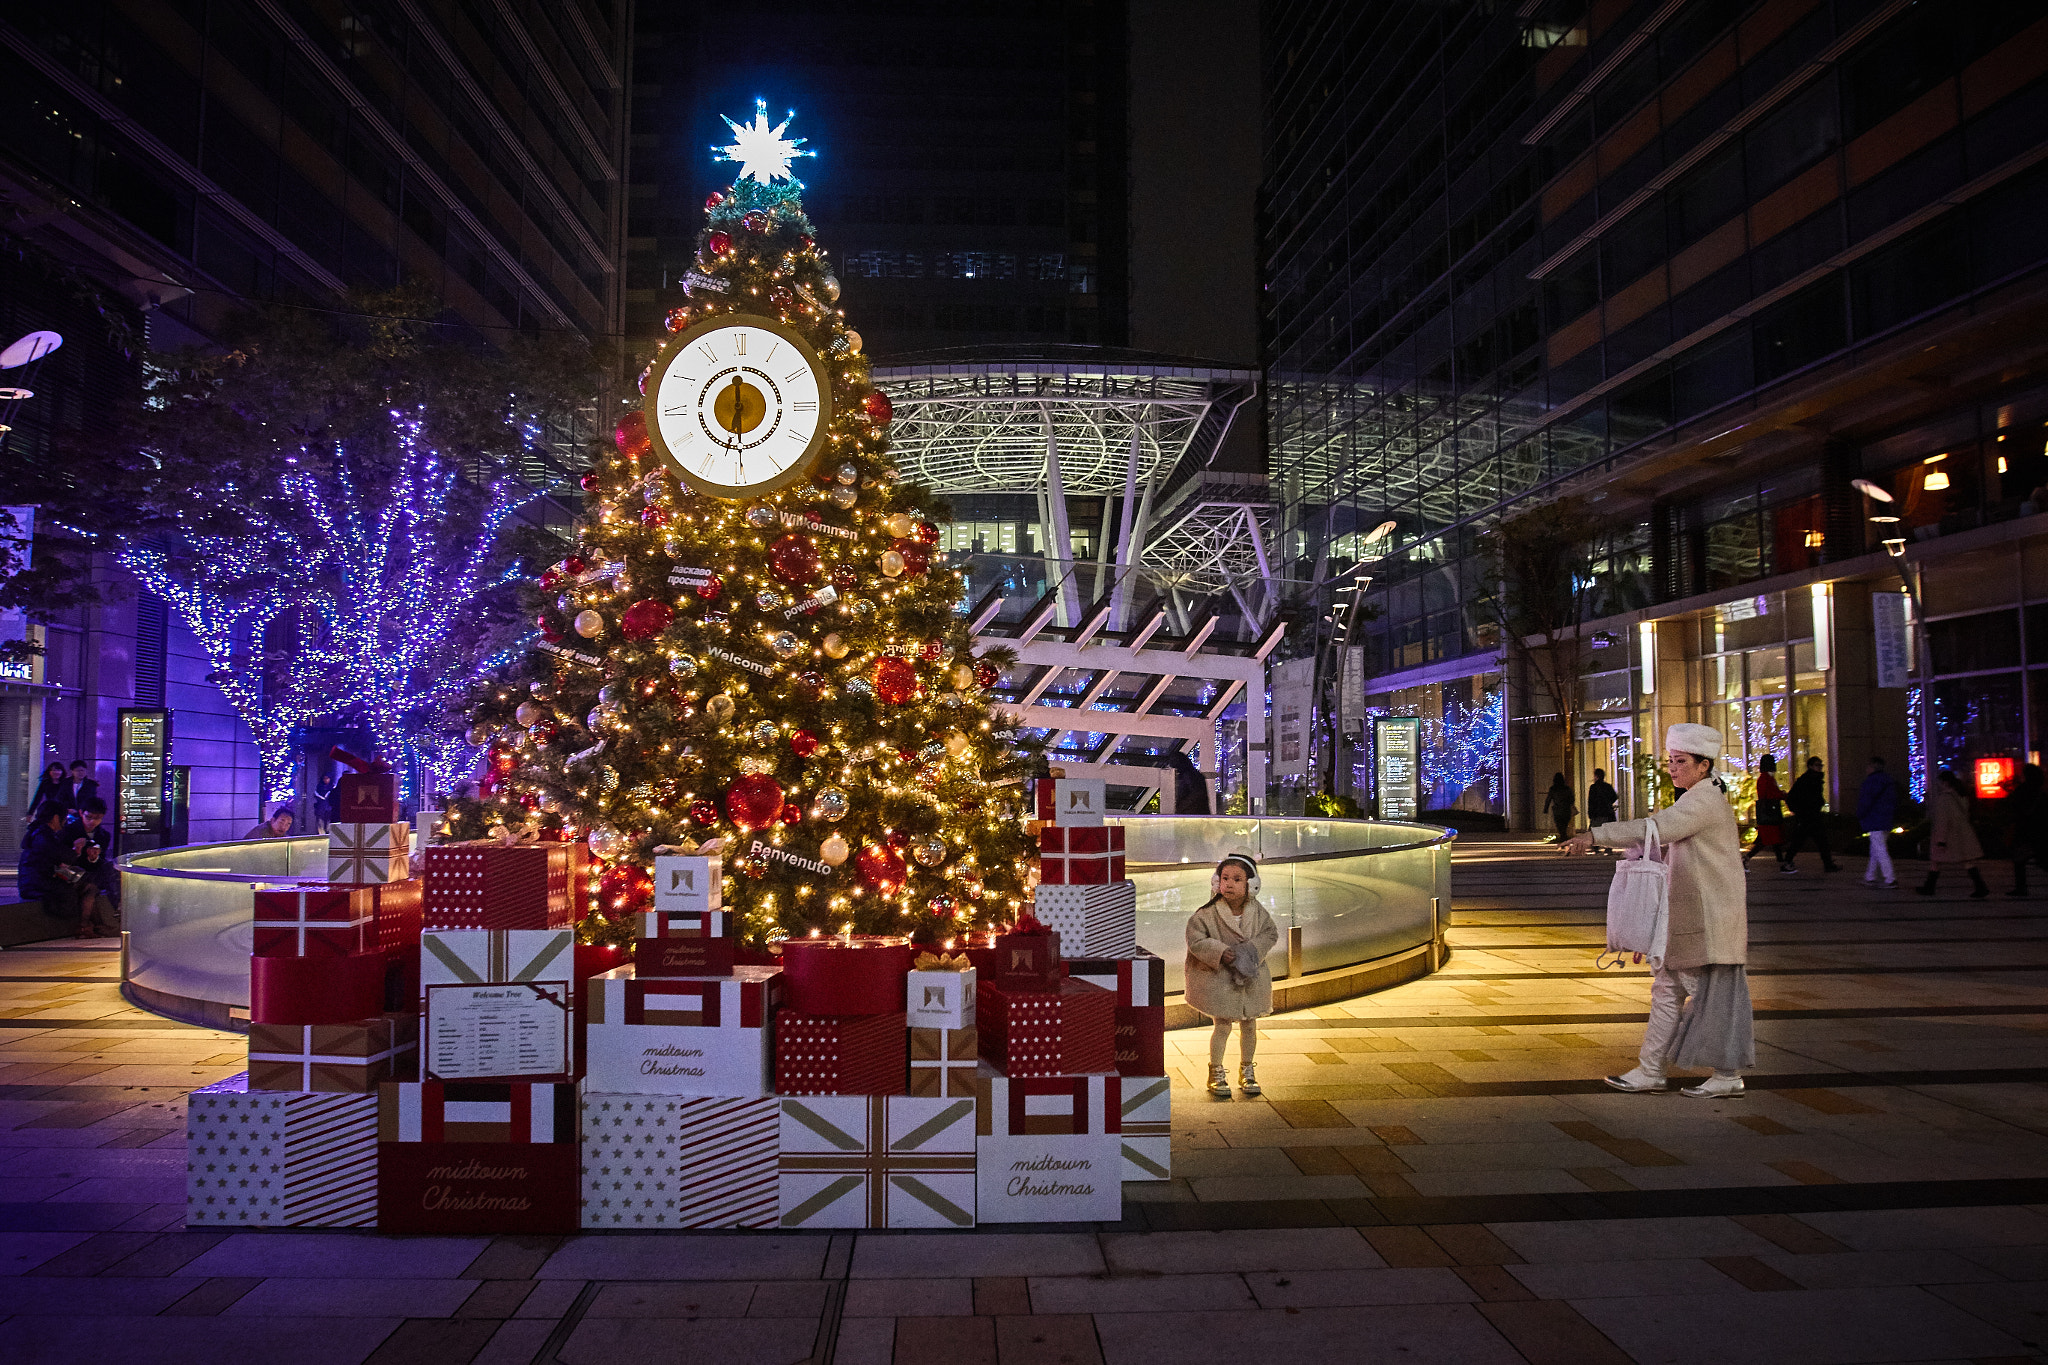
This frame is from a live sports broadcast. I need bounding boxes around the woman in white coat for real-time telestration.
[1563,723,1754,1097]
[1185,853,1280,1098]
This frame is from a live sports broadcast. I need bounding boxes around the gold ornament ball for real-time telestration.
[822,633,850,659]
[885,512,916,538]
[513,703,540,728]
[950,663,974,689]
[880,550,906,578]
[845,329,863,354]
[829,485,858,509]
[706,693,736,722]
[573,609,605,638]
[819,833,850,866]
[943,730,969,757]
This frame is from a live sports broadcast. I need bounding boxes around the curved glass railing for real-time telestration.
[118,818,1453,1022]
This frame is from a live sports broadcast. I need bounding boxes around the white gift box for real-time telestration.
[1032,881,1138,957]
[1118,1074,1171,1182]
[419,929,575,1082]
[1034,777,1105,826]
[778,1095,977,1229]
[581,1093,779,1228]
[583,965,782,1097]
[185,1074,377,1227]
[653,855,723,913]
[906,965,976,1029]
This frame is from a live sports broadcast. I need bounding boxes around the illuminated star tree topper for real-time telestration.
[715,97,816,185]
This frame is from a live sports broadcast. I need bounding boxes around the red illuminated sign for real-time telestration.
[1976,756,2017,799]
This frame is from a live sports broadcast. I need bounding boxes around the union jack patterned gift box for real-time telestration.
[777,1094,977,1228]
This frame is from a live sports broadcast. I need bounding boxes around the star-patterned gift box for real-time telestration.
[184,1073,378,1228]
[580,1093,778,1228]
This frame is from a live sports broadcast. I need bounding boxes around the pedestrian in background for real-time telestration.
[1543,772,1575,843]
[1563,723,1753,1097]
[1748,755,1788,869]
[1587,769,1618,852]
[67,759,99,811]
[2004,763,2045,897]
[1185,853,1278,1099]
[64,796,118,925]
[1781,756,1841,874]
[1857,756,1900,888]
[26,763,70,836]
[243,806,296,840]
[1919,768,1989,899]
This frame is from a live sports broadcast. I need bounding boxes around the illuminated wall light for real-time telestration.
[1638,621,1656,695]
[1923,469,1951,491]
[1803,529,1824,548]
[1810,582,1832,673]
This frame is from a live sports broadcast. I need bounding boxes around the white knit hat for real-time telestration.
[1665,722,1723,758]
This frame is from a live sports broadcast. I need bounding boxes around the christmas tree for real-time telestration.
[461,103,1038,947]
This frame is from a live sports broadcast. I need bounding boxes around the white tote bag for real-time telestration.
[1604,818,1670,965]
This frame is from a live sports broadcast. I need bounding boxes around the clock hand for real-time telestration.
[724,373,744,483]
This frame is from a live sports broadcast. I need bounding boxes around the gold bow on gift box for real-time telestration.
[913,951,973,972]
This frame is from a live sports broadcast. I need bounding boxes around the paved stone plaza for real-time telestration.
[1,835,2044,1363]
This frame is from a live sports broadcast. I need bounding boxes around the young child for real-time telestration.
[1185,853,1280,1097]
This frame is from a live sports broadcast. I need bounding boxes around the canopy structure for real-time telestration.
[871,347,1261,628]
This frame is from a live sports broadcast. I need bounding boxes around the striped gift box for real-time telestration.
[584,965,782,1097]
[973,1068,1122,1137]
[908,1025,977,1097]
[377,1080,577,1143]
[1064,951,1166,1076]
[247,1015,418,1092]
[581,1094,778,1228]
[251,885,374,959]
[185,1074,377,1227]
[774,1011,907,1095]
[976,979,1114,1079]
[1032,881,1137,957]
[1119,1075,1171,1181]
[778,1095,976,1228]
[327,823,411,885]
[421,844,573,931]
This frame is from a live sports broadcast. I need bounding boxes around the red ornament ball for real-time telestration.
[928,893,957,918]
[769,285,795,311]
[742,210,769,233]
[794,669,827,699]
[886,829,911,850]
[705,191,725,210]
[615,410,651,459]
[564,555,587,575]
[724,774,785,831]
[800,235,815,250]
[619,598,675,641]
[973,659,999,688]
[688,800,720,828]
[919,637,945,663]
[790,729,821,758]
[854,843,907,894]
[599,864,655,914]
[913,520,940,547]
[863,391,894,424]
[888,538,930,576]
[767,533,821,585]
[873,657,919,706]
[665,308,690,333]
[778,801,804,825]
[706,229,733,255]
[578,473,599,492]
[831,566,858,592]
[641,505,669,528]
[694,574,723,601]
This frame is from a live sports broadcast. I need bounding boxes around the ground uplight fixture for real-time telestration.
[1883,538,1907,556]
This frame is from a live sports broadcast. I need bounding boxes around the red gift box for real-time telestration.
[774,1011,907,1094]
[965,920,1062,994]
[376,1143,578,1234]
[977,978,1115,1078]
[1066,953,1166,1076]
[422,844,573,931]
[637,908,735,977]
[335,771,399,822]
[250,951,389,1025]
[778,936,914,1016]
[1037,852,1126,884]
[1038,826,1125,855]
[252,885,375,959]
[367,879,424,955]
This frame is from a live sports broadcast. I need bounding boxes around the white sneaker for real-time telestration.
[1603,1067,1667,1093]
[1681,1075,1745,1098]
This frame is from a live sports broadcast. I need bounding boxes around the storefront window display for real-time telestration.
[1694,593,1826,827]
[1360,676,1505,817]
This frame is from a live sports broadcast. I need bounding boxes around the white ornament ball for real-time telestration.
[880,550,906,578]
[573,609,604,638]
[587,825,625,859]
[513,702,540,728]
[819,833,850,866]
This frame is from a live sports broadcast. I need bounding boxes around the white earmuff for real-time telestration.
[1212,858,1261,897]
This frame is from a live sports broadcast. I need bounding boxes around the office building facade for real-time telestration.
[1261,0,2048,827]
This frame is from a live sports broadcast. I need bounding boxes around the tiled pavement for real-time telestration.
[0,836,2044,1362]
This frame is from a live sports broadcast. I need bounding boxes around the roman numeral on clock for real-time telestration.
[698,343,719,364]
[783,369,806,384]
[794,401,816,412]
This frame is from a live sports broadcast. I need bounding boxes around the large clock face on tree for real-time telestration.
[643,313,833,498]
